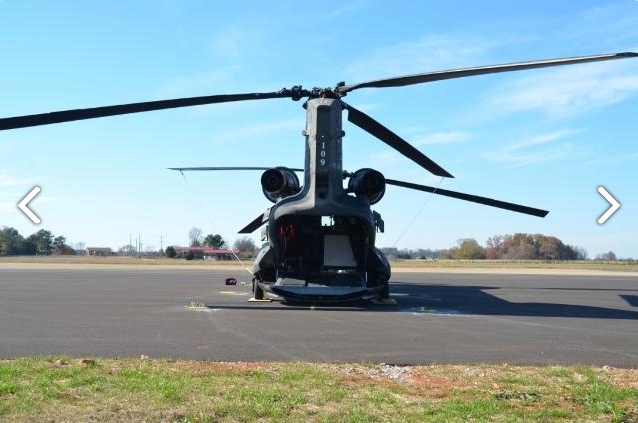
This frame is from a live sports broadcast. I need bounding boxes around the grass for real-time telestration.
[0,255,247,268]
[391,259,638,272]
[1,255,637,272]
[1,358,637,422]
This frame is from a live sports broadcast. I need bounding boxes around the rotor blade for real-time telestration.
[238,210,270,234]
[385,178,548,217]
[338,52,638,93]
[168,167,304,172]
[0,90,299,131]
[344,103,453,178]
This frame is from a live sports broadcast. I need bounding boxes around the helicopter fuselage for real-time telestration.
[252,97,391,301]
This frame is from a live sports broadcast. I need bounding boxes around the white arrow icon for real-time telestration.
[18,186,41,224]
[597,186,620,224]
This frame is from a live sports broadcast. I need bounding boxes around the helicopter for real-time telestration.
[1,51,636,302]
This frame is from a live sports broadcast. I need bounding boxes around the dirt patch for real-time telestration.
[609,368,638,388]
[160,360,267,374]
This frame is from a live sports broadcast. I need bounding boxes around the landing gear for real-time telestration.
[371,282,395,304]
[252,278,264,300]
[378,283,390,300]
[367,267,391,300]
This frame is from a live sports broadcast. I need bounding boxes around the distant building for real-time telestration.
[85,247,113,256]
[173,246,239,260]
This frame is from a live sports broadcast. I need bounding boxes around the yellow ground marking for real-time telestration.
[220,291,250,296]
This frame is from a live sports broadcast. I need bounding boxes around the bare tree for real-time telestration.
[597,251,617,261]
[233,237,257,257]
[188,227,203,247]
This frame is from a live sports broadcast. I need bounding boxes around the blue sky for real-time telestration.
[1,1,637,258]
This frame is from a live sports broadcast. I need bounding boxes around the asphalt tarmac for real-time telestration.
[1,266,637,366]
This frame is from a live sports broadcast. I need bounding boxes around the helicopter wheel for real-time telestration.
[371,282,396,305]
[378,283,390,300]
[252,278,264,300]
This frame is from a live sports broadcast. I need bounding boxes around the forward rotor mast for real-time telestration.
[302,97,346,204]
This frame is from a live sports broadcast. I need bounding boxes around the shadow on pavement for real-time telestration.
[203,280,638,320]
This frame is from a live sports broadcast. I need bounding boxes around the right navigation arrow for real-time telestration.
[597,186,620,224]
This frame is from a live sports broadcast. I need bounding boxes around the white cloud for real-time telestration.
[487,129,584,166]
[343,32,537,83]
[0,140,24,155]
[0,191,22,198]
[0,193,56,214]
[345,34,491,82]
[157,66,246,97]
[214,118,302,144]
[575,152,638,169]
[481,60,638,119]
[412,131,471,146]
[0,171,54,215]
[0,171,30,187]
[506,129,583,150]
[324,1,366,20]
[561,5,638,48]
[0,203,15,213]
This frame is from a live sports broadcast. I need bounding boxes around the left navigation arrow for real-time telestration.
[18,187,41,224]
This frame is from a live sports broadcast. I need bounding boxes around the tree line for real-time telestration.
[1,226,625,261]
[0,227,75,256]
[384,233,625,261]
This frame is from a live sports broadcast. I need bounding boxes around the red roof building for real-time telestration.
[173,246,239,260]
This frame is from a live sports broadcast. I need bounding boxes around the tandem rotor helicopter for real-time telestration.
[1,52,636,302]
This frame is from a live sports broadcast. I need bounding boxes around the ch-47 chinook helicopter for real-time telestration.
[1,52,636,302]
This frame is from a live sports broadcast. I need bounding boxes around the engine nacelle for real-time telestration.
[348,168,386,205]
[261,167,301,203]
